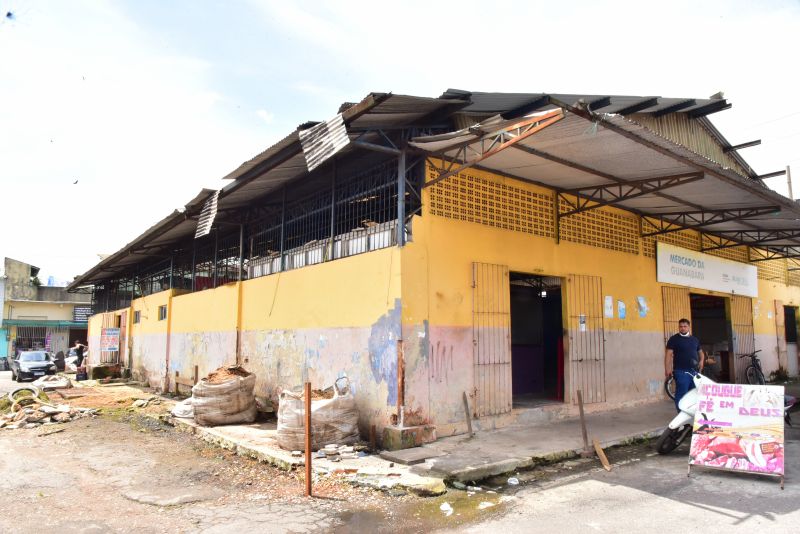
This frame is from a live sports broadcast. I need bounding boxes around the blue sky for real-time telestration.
[1,0,799,282]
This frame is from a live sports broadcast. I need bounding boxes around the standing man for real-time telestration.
[71,340,87,368]
[665,318,704,411]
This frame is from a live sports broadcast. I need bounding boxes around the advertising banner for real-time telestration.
[657,242,758,297]
[689,383,784,476]
[100,327,120,352]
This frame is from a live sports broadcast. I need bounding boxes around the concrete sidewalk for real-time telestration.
[160,397,677,490]
[409,399,677,482]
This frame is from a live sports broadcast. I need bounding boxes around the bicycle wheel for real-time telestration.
[664,376,676,400]
[745,366,764,385]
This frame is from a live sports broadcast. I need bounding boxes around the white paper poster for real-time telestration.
[604,296,614,318]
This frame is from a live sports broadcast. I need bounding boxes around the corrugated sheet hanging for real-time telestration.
[299,113,349,172]
[731,295,755,382]
[195,190,219,239]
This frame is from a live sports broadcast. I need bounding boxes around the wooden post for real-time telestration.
[577,389,591,457]
[462,391,473,438]
[193,365,199,385]
[304,381,312,497]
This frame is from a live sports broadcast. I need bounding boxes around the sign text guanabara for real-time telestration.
[669,253,705,280]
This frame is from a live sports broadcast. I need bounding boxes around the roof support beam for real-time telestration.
[654,99,696,117]
[749,247,800,262]
[754,170,787,180]
[641,206,781,237]
[687,100,732,118]
[723,139,761,153]
[614,97,660,115]
[422,109,565,188]
[501,95,550,120]
[700,228,800,251]
[558,172,704,218]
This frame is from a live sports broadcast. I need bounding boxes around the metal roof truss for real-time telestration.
[558,172,704,218]
[641,206,781,238]
[422,109,565,188]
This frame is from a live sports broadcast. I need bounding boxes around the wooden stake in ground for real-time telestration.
[462,391,473,438]
[593,439,612,471]
[577,390,592,457]
[304,381,312,497]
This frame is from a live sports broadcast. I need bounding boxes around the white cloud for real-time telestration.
[256,109,275,123]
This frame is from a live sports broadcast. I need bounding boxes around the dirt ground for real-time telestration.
[0,405,510,533]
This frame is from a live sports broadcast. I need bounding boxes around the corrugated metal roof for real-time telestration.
[70,88,793,288]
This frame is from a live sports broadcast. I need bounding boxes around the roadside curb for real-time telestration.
[415,427,666,483]
[150,413,448,497]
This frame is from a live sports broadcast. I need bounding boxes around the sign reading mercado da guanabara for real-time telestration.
[656,242,758,298]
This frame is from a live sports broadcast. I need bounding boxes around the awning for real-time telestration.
[411,103,800,254]
[2,319,88,328]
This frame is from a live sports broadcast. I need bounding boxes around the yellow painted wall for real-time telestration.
[6,301,75,321]
[241,246,401,330]
[171,283,239,333]
[130,289,174,335]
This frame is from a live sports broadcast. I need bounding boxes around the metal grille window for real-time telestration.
[133,311,141,324]
[427,165,554,238]
[756,255,787,283]
[14,326,47,350]
[559,198,639,255]
[138,259,171,297]
[158,305,167,321]
[703,242,749,263]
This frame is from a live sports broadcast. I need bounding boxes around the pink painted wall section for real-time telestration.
[603,330,667,404]
[129,332,167,389]
[168,331,237,383]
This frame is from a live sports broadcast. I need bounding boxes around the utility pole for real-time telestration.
[787,165,794,200]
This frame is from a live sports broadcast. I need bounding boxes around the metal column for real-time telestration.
[397,149,406,246]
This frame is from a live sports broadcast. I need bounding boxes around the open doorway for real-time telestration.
[690,294,732,382]
[510,273,564,407]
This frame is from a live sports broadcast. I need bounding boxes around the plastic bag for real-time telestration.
[276,377,359,451]
[171,398,195,418]
[191,371,257,426]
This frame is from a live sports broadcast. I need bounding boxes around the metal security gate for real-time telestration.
[471,263,512,417]
[566,274,605,404]
[731,295,755,383]
[662,286,691,344]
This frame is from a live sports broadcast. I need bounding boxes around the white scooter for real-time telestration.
[655,370,797,455]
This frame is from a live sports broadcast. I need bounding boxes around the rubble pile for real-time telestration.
[0,387,96,430]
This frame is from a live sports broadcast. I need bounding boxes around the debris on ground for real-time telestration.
[32,375,72,390]
[1,385,96,430]
[440,502,454,516]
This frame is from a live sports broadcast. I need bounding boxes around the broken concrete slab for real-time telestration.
[123,485,222,506]
[382,424,436,451]
[379,447,444,465]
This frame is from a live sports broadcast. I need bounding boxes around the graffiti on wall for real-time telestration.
[429,341,454,383]
[367,299,401,405]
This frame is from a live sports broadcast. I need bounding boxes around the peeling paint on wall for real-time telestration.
[367,299,401,406]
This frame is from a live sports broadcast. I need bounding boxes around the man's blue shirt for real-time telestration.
[666,333,701,370]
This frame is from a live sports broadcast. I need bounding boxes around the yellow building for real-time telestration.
[71,91,800,444]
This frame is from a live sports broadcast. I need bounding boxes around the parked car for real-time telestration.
[9,351,57,382]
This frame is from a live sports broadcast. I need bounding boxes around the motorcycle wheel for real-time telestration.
[655,424,691,454]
